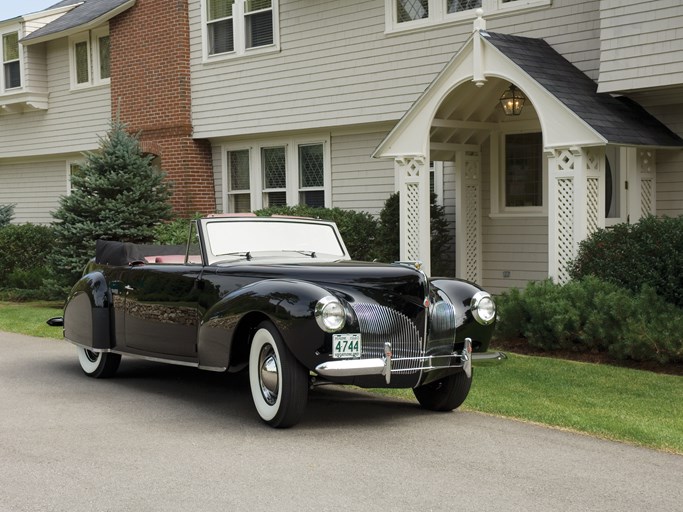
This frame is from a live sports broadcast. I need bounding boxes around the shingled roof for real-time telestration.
[21,0,134,44]
[483,31,682,148]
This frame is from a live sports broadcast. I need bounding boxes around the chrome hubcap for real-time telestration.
[259,346,279,405]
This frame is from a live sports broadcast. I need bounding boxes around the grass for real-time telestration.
[2,301,682,454]
[0,301,63,338]
[372,354,683,454]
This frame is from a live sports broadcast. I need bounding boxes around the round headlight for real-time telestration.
[471,291,496,325]
[315,296,347,333]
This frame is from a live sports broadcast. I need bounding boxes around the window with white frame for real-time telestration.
[67,162,84,195]
[222,138,330,213]
[2,31,21,90]
[503,132,543,208]
[227,149,252,212]
[70,29,111,88]
[387,0,550,32]
[205,0,277,59]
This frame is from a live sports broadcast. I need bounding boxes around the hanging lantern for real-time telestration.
[500,84,526,116]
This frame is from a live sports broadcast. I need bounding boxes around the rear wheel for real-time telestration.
[76,347,121,378]
[413,369,472,411]
[248,321,309,428]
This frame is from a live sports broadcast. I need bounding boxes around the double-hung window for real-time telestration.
[70,29,111,89]
[206,0,278,59]
[2,31,21,90]
[222,137,330,213]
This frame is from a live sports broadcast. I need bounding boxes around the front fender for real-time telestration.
[429,278,495,353]
[63,271,112,350]
[197,279,332,370]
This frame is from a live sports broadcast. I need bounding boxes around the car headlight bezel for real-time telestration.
[315,296,347,333]
[471,291,496,325]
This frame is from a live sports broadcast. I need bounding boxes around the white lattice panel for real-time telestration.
[585,149,600,173]
[586,177,599,235]
[557,178,574,283]
[465,184,479,283]
[406,182,420,261]
[638,150,654,174]
[641,179,653,217]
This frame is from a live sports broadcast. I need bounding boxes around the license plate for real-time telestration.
[332,333,361,359]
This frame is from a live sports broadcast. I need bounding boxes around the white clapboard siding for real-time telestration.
[480,140,549,293]
[190,0,601,138]
[598,0,683,92]
[0,38,110,159]
[0,158,68,224]
[330,128,395,216]
[23,43,48,93]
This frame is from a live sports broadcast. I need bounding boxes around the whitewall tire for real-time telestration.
[76,347,121,379]
[248,321,308,428]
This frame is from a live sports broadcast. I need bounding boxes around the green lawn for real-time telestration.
[2,301,681,454]
[0,301,63,338]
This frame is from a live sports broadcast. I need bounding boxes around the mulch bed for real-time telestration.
[492,338,683,377]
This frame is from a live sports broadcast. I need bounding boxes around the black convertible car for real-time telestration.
[49,215,504,427]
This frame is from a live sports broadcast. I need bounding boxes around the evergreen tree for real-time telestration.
[0,203,14,228]
[51,121,173,284]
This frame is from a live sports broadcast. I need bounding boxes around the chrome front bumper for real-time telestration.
[315,338,477,384]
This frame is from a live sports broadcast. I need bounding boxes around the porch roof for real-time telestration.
[20,0,135,45]
[374,29,682,160]
[484,32,682,148]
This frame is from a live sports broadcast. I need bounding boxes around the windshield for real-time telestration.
[203,219,347,264]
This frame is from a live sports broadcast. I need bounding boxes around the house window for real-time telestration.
[67,162,84,195]
[227,149,251,213]
[70,29,111,88]
[2,32,21,90]
[298,144,325,207]
[223,137,330,213]
[504,132,543,208]
[387,0,550,32]
[262,146,287,207]
[206,0,277,58]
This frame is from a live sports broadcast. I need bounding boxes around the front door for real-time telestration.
[122,265,203,358]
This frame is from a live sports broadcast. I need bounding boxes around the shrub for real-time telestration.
[375,192,454,276]
[0,204,14,227]
[0,224,56,285]
[254,205,379,262]
[153,215,201,245]
[569,215,683,308]
[494,277,683,365]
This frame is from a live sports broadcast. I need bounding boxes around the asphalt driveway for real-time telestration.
[1,331,681,512]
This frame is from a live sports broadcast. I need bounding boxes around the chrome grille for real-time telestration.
[351,303,422,372]
[429,300,456,335]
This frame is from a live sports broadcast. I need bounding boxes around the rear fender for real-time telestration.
[197,279,331,370]
[64,271,112,350]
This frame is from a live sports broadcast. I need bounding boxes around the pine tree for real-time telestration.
[51,121,173,284]
[0,203,14,227]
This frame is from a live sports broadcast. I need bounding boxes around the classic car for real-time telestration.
[48,215,504,427]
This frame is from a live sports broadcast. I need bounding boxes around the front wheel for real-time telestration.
[413,369,472,411]
[76,347,121,378]
[248,321,309,428]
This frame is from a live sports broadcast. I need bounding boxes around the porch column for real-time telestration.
[455,150,482,284]
[548,146,605,283]
[396,156,431,275]
[626,148,657,222]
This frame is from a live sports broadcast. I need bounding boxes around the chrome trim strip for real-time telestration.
[63,338,227,372]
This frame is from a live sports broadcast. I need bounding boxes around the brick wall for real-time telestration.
[109,0,215,215]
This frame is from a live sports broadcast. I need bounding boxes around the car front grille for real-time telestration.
[350,303,422,372]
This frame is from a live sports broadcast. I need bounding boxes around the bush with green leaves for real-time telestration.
[153,215,202,245]
[0,224,55,285]
[0,203,14,227]
[494,277,683,365]
[254,205,379,262]
[51,121,173,285]
[374,192,453,276]
[569,215,683,308]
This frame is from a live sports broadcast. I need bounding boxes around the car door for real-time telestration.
[121,264,203,358]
